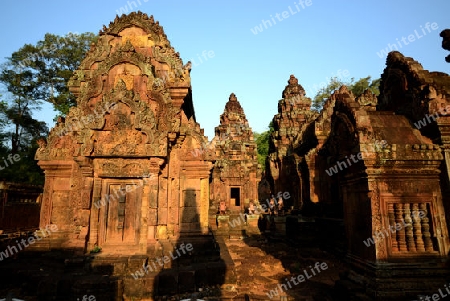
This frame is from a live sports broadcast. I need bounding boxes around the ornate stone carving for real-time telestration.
[35,12,213,256]
[210,93,260,210]
[267,64,449,278]
[356,89,378,108]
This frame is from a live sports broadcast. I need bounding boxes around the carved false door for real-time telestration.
[99,179,142,248]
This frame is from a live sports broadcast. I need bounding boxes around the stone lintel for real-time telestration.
[180,161,214,177]
[38,160,75,176]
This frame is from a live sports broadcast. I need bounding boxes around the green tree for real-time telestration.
[312,76,380,111]
[0,67,47,154]
[0,95,8,146]
[254,122,274,171]
[311,77,345,111]
[9,32,97,115]
[0,32,95,184]
[348,76,380,97]
[0,67,48,184]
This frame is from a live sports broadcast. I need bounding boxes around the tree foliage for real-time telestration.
[0,82,48,184]
[9,32,97,115]
[350,76,380,97]
[254,121,274,171]
[0,64,48,184]
[0,68,47,153]
[0,32,96,184]
[311,77,345,111]
[312,76,380,111]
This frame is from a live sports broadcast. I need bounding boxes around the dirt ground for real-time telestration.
[219,231,347,301]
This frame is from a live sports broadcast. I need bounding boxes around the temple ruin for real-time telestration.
[209,93,259,213]
[267,74,318,209]
[34,12,215,255]
[8,10,449,300]
[266,52,450,298]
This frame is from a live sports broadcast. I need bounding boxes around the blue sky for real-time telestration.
[0,0,449,139]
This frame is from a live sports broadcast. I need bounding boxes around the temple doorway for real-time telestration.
[230,187,241,207]
[98,179,143,248]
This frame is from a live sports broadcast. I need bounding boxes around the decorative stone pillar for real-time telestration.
[36,160,75,249]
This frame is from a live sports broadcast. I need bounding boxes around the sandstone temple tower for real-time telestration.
[266,54,450,298]
[35,12,215,255]
[267,75,317,208]
[210,93,259,212]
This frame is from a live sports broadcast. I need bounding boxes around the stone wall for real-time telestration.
[0,181,42,231]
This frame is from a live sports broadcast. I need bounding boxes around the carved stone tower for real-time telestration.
[35,12,214,255]
[267,75,317,207]
[210,93,259,212]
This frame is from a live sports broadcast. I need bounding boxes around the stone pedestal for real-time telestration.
[246,214,259,228]
[216,215,230,229]
[215,215,230,238]
[246,214,261,235]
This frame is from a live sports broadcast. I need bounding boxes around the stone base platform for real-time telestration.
[335,255,450,301]
[212,214,264,238]
[0,233,235,301]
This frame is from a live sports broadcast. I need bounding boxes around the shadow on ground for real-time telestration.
[221,213,349,301]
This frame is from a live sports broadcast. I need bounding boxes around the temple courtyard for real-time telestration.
[0,11,449,301]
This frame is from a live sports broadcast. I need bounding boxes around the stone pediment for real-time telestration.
[38,78,168,160]
[38,11,195,161]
